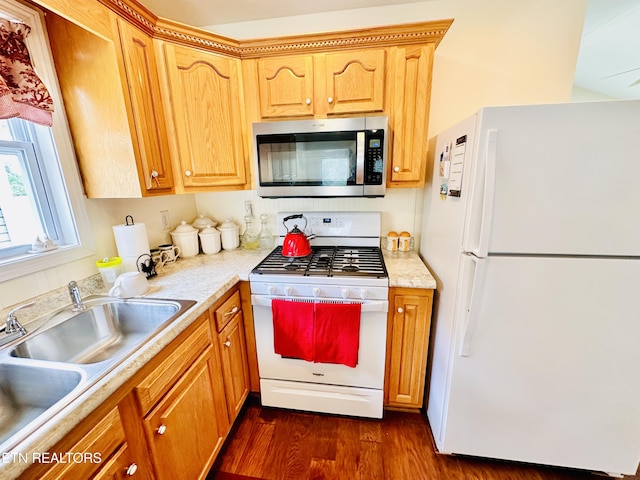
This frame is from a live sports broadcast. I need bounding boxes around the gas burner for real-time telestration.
[284,262,303,271]
[342,264,360,272]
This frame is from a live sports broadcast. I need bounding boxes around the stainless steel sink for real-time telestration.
[10,297,195,364]
[0,296,196,455]
[0,363,83,450]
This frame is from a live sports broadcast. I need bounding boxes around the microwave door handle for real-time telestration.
[356,131,365,184]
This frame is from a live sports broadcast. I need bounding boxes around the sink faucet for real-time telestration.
[5,301,34,336]
[68,281,86,312]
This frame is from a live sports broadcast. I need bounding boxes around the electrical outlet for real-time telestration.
[160,210,170,230]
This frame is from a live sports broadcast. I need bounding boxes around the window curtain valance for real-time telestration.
[0,18,53,126]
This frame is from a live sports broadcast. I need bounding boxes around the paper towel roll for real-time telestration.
[113,222,150,272]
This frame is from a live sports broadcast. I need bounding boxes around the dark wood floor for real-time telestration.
[209,397,640,480]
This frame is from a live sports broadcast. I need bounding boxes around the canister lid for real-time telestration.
[218,219,238,231]
[171,220,198,234]
[199,225,220,237]
[192,214,216,229]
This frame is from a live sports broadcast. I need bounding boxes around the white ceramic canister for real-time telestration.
[199,226,221,254]
[170,221,199,257]
[218,219,239,250]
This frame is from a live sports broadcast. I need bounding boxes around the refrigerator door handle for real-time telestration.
[460,254,486,357]
[474,129,498,257]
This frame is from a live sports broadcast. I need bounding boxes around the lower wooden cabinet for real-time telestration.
[143,348,225,480]
[384,287,434,408]
[19,283,253,480]
[32,406,135,480]
[212,286,251,422]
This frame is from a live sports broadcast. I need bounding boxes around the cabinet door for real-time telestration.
[160,43,246,191]
[388,44,434,186]
[385,288,433,408]
[257,55,314,118]
[144,349,226,480]
[218,311,250,421]
[322,49,386,115]
[117,19,174,195]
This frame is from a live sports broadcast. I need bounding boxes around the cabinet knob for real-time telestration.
[185,170,192,177]
[224,340,231,348]
[224,306,239,317]
[397,307,404,313]
[394,166,400,173]
[150,170,160,188]
[157,424,167,435]
[327,97,333,104]
[305,98,311,105]
[126,464,138,476]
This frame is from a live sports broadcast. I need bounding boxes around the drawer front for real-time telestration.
[39,407,125,480]
[214,290,241,332]
[135,315,212,414]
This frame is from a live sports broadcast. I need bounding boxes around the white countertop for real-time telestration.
[0,247,435,479]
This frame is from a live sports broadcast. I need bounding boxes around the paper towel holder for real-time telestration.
[125,215,135,226]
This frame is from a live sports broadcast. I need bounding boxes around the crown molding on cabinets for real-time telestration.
[98,0,451,58]
[238,20,453,58]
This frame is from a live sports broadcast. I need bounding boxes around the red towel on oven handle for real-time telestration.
[272,299,315,362]
[313,302,361,368]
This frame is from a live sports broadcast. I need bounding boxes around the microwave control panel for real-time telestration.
[365,131,384,185]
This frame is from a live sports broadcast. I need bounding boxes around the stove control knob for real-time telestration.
[341,288,350,299]
[285,286,294,296]
[312,288,321,297]
[268,285,277,295]
[359,289,368,300]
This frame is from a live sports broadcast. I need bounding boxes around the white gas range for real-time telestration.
[249,212,389,418]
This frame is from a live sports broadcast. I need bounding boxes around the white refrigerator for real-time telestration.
[420,100,640,477]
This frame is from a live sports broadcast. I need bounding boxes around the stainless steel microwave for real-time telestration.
[252,116,387,198]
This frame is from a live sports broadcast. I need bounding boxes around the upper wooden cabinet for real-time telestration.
[322,49,387,116]
[388,44,435,187]
[257,55,314,118]
[157,42,248,192]
[44,6,174,198]
[116,18,174,193]
[35,0,450,195]
[254,49,386,119]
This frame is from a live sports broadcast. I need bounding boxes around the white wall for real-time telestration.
[196,0,588,247]
[0,0,588,308]
[0,195,197,309]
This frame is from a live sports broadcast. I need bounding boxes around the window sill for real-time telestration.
[0,244,96,282]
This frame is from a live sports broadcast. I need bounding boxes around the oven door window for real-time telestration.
[257,132,357,186]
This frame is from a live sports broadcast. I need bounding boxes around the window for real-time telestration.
[0,0,94,281]
[0,119,66,258]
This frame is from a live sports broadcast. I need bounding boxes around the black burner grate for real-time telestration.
[252,246,387,278]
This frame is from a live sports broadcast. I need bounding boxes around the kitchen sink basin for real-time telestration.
[0,363,83,448]
[0,296,196,459]
[10,298,195,364]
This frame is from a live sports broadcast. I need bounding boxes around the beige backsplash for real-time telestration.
[0,188,425,310]
[194,188,425,246]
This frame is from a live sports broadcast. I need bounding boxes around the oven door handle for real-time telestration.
[251,295,388,313]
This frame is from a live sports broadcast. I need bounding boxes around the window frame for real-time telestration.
[0,0,95,282]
